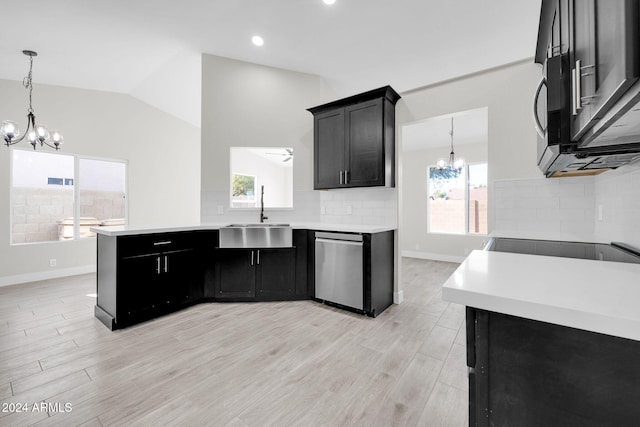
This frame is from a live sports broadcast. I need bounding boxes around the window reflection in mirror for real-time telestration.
[230,147,293,208]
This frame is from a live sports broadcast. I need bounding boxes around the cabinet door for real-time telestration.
[256,249,295,299]
[214,249,255,299]
[314,108,344,189]
[344,99,385,187]
[164,248,202,307]
[118,254,162,323]
[571,0,640,140]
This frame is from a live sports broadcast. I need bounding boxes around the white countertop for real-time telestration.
[442,250,640,341]
[90,222,396,237]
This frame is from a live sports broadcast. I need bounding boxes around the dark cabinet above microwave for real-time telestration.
[535,0,640,177]
[307,86,400,190]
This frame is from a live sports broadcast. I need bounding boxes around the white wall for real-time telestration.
[200,53,331,223]
[397,60,543,260]
[0,79,201,285]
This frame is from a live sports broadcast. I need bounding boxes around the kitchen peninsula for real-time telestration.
[443,246,640,426]
[92,223,395,330]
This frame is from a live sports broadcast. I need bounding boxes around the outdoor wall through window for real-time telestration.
[427,163,488,235]
[11,149,127,244]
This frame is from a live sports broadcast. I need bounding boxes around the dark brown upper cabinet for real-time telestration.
[308,86,401,190]
[566,0,639,142]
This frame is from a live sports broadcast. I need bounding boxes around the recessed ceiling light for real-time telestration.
[323,0,336,4]
[252,35,264,46]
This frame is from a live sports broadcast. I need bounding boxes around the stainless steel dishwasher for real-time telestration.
[314,232,363,310]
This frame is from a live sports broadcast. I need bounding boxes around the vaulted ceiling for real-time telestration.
[0,0,542,127]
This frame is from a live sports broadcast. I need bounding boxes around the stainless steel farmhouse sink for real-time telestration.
[219,224,293,248]
[227,223,289,227]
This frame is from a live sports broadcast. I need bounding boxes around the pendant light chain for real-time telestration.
[437,116,464,171]
[24,54,34,114]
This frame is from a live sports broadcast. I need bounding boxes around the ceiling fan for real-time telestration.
[266,148,294,162]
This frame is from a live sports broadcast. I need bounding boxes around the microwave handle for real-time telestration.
[533,75,547,139]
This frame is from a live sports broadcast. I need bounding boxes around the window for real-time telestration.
[229,147,293,209]
[11,149,127,244]
[231,173,257,208]
[427,163,487,235]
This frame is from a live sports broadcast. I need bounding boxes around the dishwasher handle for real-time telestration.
[315,232,363,242]
[315,238,363,246]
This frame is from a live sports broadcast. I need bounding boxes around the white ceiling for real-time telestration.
[0,0,541,128]
[402,107,489,152]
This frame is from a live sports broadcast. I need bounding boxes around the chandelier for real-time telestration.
[437,117,463,171]
[1,50,63,150]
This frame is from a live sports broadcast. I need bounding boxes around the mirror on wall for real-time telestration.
[230,147,293,209]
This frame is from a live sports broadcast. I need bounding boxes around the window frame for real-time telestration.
[426,161,488,236]
[10,147,128,245]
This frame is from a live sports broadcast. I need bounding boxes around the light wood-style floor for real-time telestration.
[0,258,467,427]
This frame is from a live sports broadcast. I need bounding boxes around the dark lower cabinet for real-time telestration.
[214,249,256,299]
[95,231,212,330]
[467,307,640,426]
[118,253,162,324]
[165,248,202,306]
[214,248,295,301]
[95,228,392,330]
[256,249,295,300]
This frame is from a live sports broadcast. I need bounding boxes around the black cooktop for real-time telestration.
[486,237,640,264]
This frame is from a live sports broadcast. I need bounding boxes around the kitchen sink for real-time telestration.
[227,223,290,227]
[219,224,292,248]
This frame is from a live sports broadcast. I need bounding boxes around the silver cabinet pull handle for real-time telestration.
[575,59,582,112]
[571,68,578,116]
[344,170,348,184]
[533,75,547,139]
[257,250,260,265]
[153,241,172,246]
[156,256,161,274]
[164,255,168,273]
[251,250,254,266]
[339,170,343,185]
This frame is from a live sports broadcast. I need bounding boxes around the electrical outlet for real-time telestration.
[49,259,57,267]
[217,205,224,215]
[598,204,604,221]
[464,248,470,255]
[321,206,326,215]
[346,205,352,215]
[415,243,420,250]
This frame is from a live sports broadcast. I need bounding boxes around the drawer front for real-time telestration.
[117,232,197,258]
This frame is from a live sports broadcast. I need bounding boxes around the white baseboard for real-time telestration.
[393,290,404,304]
[401,250,466,264]
[0,265,96,288]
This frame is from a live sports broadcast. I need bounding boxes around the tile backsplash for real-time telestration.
[493,176,596,239]
[493,162,640,248]
[201,187,398,227]
[594,163,640,248]
[319,187,397,226]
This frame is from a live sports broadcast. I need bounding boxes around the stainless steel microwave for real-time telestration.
[534,54,640,177]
